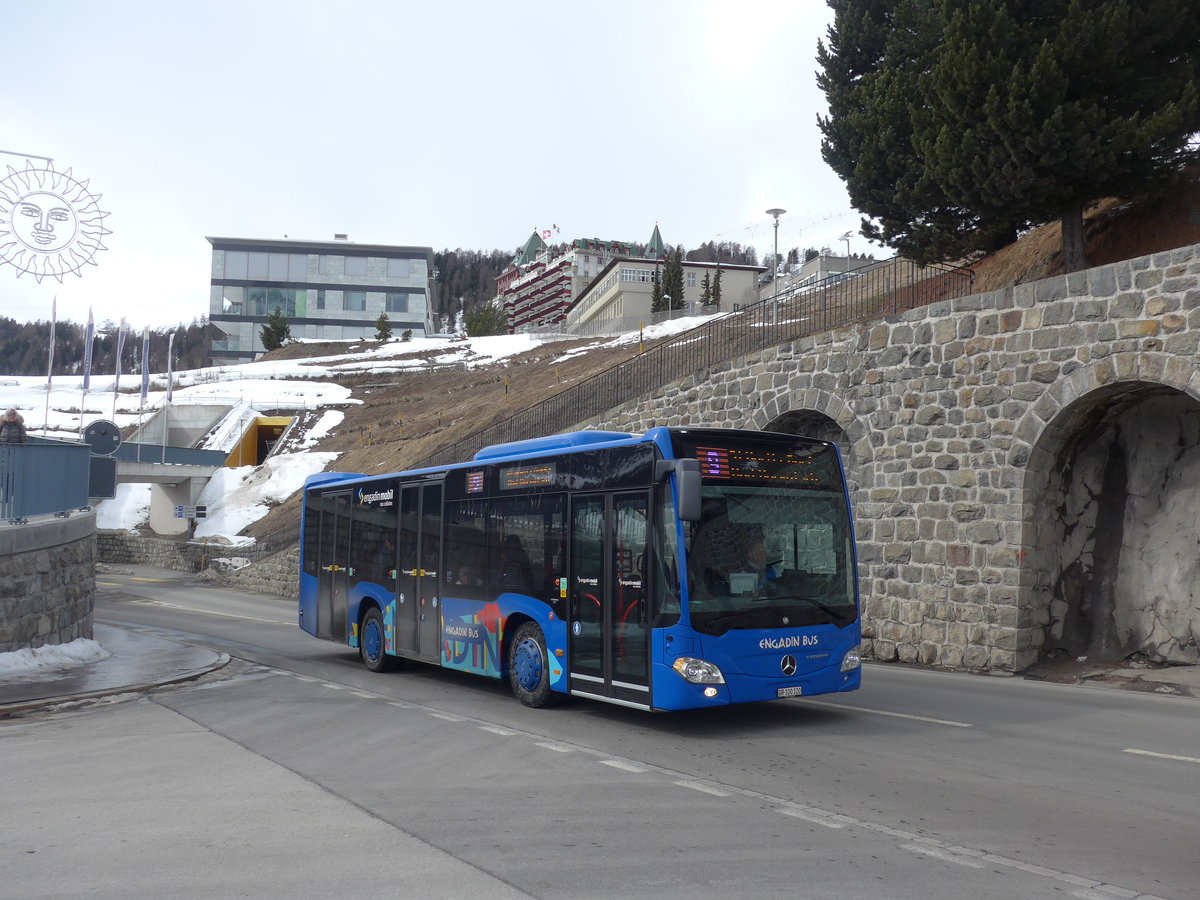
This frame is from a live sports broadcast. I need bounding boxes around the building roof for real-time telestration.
[513,231,549,267]
[645,223,667,260]
[205,236,433,257]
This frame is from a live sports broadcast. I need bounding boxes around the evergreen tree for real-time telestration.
[375,311,392,342]
[818,0,993,264]
[650,267,665,313]
[921,0,1200,271]
[712,267,723,308]
[464,300,508,336]
[663,248,686,310]
[699,271,713,307]
[818,0,1200,270]
[260,306,291,351]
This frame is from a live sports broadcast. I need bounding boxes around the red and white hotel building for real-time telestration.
[496,227,667,332]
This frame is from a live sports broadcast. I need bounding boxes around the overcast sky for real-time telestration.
[2,0,875,330]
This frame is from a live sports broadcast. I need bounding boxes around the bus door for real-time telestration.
[317,490,352,642]
[397,482,443,662]
[569,492,650,707]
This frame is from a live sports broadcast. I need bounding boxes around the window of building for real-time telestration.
[318,255,331,275]
[247,287,298,317]
[344,256,367,276]
[288,254,308,281]
[222,286,244,312]
[268,253,290,280]
[248,252,269,278]
[620,267,653,283]
[224,251,248,279]
[345,291,366,311]
[386,257,410,278]
[687,272,697,287]
[316,289,326,310]
[385,293,409,313]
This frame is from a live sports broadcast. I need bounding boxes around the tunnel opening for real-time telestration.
[1033,386,1200,665]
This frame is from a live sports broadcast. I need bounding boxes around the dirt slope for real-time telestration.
[242,181,1200,542]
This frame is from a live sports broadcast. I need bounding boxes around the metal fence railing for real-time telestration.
[419,256,974,468]
[1,441,92,523]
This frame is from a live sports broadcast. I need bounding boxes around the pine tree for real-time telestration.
[921,0,1200,271]
[375,311,392,342]
[818,0,1200,270]
[464,301,508,336]
[663,248,686,310]
[650,267,665,313]
[260,306,291,352]
[700,271,713,307]
[712,267,723,308]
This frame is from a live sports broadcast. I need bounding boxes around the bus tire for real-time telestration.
[360,606,396,673]
[509,622,560,708]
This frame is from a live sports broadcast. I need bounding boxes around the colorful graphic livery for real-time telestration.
[298,427,861,710]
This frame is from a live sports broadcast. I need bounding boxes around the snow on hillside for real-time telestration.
[2,315,719,540]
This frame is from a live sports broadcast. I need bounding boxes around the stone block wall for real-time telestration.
[208,546,299,598]
[0,513,96,652]
[580,244,1200,673]
[97,532,205,572]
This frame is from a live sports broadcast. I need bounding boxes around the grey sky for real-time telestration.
[2,0,874,329]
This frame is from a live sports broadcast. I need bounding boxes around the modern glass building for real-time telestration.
[208,236,438,364]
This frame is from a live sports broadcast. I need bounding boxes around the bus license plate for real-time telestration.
[777,686,804,698]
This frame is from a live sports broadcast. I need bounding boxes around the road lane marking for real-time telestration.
[674,780,730,797]
[535,741,573,753]
[104,596,292,627]
[1124,748,1200,765]
[777,805,845,829]
[899,843,984,868]
[793,697,973,727]
[600,759,647,773]
[479,725,517,736]
[429,712,463,722]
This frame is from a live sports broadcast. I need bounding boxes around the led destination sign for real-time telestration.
[694,445,829,487]
[499,462,557,489]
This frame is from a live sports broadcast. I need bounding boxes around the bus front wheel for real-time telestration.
[360,607,397,673]
[509,622,560,708]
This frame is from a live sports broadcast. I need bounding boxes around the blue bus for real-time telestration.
[298,427,861,711]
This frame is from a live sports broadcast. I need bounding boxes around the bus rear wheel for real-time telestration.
[509,622,560,708]
[360,607,397,673]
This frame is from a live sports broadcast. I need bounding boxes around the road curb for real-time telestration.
[0,652,231,718]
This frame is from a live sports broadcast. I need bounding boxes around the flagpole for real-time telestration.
[162,331,174,464]
[112,318,127,420]
[137,326,149,463]
[43,297,56,437]
[78,308,95,437]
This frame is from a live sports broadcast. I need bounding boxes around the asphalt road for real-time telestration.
[12,570,1200,899]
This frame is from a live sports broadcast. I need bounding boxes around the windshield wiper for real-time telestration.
[764,594,854,624]
[702,609,761,631]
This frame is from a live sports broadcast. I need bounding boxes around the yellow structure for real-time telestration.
[226,416,293,467]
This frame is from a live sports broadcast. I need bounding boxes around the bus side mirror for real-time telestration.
[658,458,701,521]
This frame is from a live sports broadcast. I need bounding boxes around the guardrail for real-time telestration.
[0,441,92,523]
[112,443,229,466]
[419,256,973,467]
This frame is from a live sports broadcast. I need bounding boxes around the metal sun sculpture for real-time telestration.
[0,160,111,283]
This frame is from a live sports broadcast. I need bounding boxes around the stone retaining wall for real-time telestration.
[0,512,96,652]
[97,532,204,572]
[580,244,1200,673]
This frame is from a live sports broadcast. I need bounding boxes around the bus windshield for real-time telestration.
[676,437,856,635]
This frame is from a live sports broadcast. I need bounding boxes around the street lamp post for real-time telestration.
[841,230,852,263]
[766,208,786,323]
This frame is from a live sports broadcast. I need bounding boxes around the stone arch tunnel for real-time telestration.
[582,244,1200,673]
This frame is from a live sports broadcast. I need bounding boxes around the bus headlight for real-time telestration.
[841,650,862,672]
[673,657,725,684]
